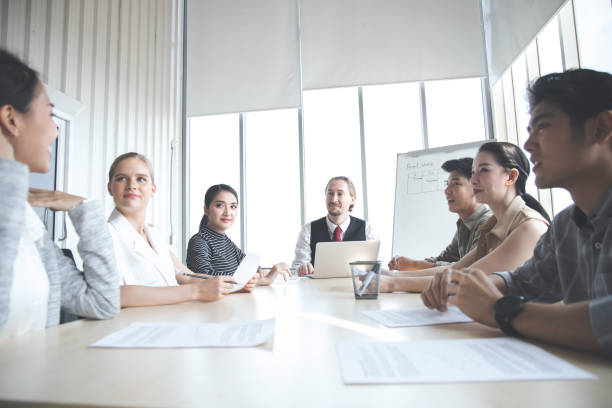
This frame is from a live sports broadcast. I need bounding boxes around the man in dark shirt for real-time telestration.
[421,68,612,356]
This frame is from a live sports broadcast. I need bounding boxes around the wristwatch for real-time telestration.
[494,295,524,336]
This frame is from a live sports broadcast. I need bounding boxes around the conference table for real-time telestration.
[0,278,610,407]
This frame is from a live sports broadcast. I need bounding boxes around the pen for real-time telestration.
[356,270,376,296]
[184,273,238,285]
[184,273,209,280]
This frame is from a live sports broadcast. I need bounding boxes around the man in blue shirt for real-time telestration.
[421,68,612,356]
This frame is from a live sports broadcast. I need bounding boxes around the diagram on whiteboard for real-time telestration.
[406,169,447,194]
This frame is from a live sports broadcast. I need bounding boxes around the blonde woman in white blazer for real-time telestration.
[107,152,256,307]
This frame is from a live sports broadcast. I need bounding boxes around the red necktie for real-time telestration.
[333,226,342,241]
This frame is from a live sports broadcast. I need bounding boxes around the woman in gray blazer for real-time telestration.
[0,49,119,338]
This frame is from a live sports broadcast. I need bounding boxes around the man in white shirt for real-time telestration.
[293,176,377,276]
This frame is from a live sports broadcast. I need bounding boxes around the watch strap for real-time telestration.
[494,296,524,336]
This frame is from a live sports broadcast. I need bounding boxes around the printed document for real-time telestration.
[337,337,596,384]
[362,306,473,327]
[231,253,261,292]
[91,319,275,348]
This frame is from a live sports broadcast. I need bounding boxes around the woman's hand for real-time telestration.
[257,263,292,286]
[192,276,235,301]
[28,188,85,211]
[238,273,259,292]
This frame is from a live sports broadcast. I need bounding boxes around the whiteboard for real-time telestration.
[392,140,489,259]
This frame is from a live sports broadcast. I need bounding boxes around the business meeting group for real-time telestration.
[1,10,611,406]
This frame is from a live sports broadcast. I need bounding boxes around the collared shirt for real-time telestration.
[108,208,178,287]
[495,186,612,355]
[425,204,492,266]
[292,216,378,267]
[475,195,549,261]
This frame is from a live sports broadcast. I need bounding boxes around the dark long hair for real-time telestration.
[199,184,239,230]
[0,49,39,113]
[478,142,551,223]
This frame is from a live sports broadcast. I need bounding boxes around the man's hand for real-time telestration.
[388,256,409,270]
[388,256,434,271]
[421,268,503,327]
[297,262,314,277]
[28,188,85,211]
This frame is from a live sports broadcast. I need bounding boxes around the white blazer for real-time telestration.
[107,208,178,287]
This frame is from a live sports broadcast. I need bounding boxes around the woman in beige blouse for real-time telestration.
[381,141,550,293]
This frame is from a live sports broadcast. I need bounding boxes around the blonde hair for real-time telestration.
[108,152,155,184]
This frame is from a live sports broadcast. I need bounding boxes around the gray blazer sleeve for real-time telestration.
[0,159,29,329]
[55,200,120,320]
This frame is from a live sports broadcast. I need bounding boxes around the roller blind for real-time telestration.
[300,0,487,90]
[483,0,567,84]
[186,0,300,116]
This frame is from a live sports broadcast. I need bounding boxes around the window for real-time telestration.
[188,114,241,245]
[245,109,301,265]
[424,77,486,148]
[29,116,66,236]
[573,0,612,72]
[362,82,423,260]
[511,56,539,199]
[537,17,563,76]
[302,88,363,222]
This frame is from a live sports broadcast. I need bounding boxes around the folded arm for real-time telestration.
[58,200,120,319]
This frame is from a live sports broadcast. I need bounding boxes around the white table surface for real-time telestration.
[0,278,610,407]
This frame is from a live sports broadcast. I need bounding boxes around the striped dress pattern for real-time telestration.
[186,225,246,276]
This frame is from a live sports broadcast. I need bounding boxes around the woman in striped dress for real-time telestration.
[186,184,291,284]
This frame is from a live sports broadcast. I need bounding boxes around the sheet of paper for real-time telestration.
[230,253,261,292]
[362,306,473,327]
[337,337,596,384]
[91,319,275,348]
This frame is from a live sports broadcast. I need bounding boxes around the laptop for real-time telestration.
[309,241,380,279]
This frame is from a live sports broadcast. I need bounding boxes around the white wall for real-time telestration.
[0,0,183,254]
